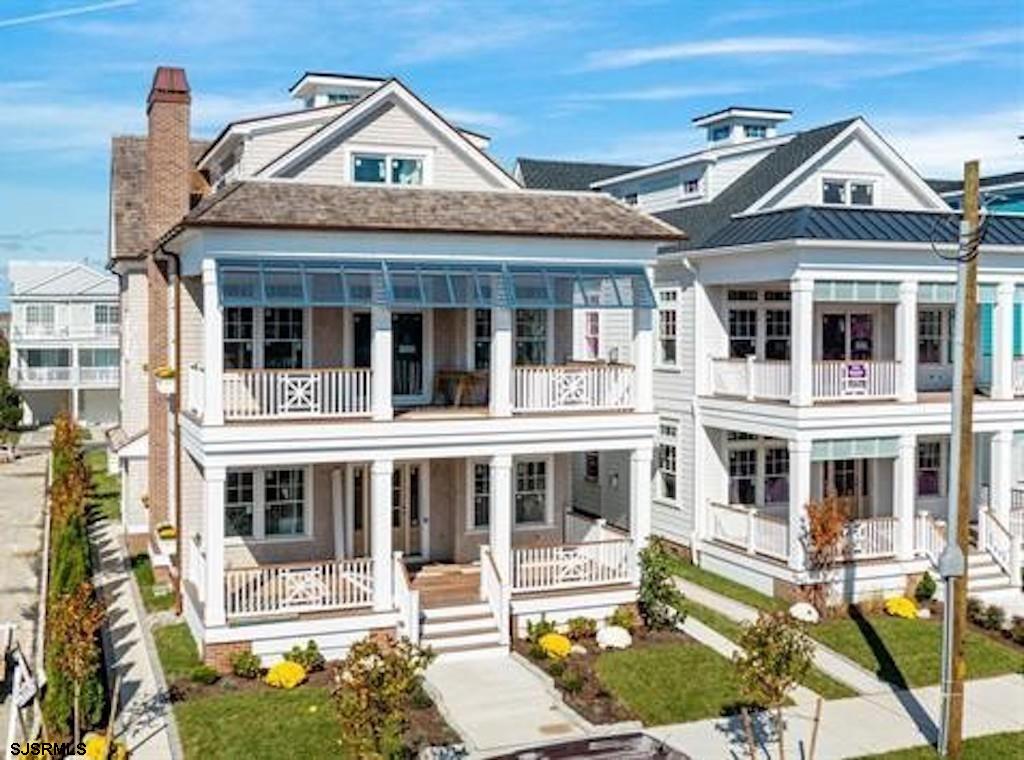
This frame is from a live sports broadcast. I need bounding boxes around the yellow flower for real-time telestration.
[83,734,127,760]
[265,660,307,689]
[884,596,917,620]
[539,632,572,659]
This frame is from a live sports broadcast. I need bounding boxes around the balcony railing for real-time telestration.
[512,364,634,413]
[223,558,374,619]
[813,360,898,400]
[709,359,898,402]
[79,367,118,385]
[511,540,633,593]
[12,324,118,339]
[842,517,896,559]
[10,366,118,386]
[914,511,946,566]
[710,358,791,401]
[708,502,789,562]
[223,367,372,421]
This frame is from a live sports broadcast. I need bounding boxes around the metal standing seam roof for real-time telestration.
[697,205,1024,249]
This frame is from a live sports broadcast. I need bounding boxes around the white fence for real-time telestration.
[479,545,509,645]
[511,540,633,593]
[223,558,374,618]
[813,361,898,400]
[564,511,629,543]
[979,508,1018,577]
[914,511,946,566]
[710,358,791,401]
[843,517,896,559]
[78,367,118,384]
[223,367,372,420]
[708,502,789,561]
[393,553,420,644]
[512,364,634,413]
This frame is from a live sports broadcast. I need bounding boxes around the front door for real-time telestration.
[821,312,874,360]
[393,314,424,399]
[823,459,871,517]
[392,463,423,558]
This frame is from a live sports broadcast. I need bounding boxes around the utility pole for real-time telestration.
[938,160,981,759]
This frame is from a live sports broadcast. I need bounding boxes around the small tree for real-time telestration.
[802,494,849,615]
[733,612,814,760]
[48,583,105,745]
[638,537,686,630]
[332,635,435,758]
[0,338,22,432]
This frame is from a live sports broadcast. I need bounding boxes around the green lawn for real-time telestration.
[86,448,120,521]
[131,554,175,612]
[852,731,1024,759]
[153,622,201,680]
[668,555,786,613]
[809,614,1023,688]
[596,642,749,724]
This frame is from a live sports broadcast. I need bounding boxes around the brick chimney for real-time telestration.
[145,66,191,538]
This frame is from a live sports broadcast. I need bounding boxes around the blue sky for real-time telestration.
[0,0,1021,299]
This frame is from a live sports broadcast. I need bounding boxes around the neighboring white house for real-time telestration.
[7,261,119,426]
[109,68,680,666]
[519,107,1024,601]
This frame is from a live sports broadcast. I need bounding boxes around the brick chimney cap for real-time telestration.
[148,66,190,109]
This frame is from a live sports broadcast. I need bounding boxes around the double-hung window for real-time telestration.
[225,471,255,538]
[764,448,789,504]
[823,178,875,206]
[582,311,600,360]
[471,462,490,529]
[729,449,757,505]
[657,290,678,366]
[224,307,304,370]
[473,309,491,370]
[728,309,757,358]
[515,459,548,525]
[263,308,303,369]
[224,307,255,370]
[25,304,56,335]
[657,420,678,502]
[224,467,309,540]
[764,309,791,360]
[917,440,943,498]
[94,304,119,335]
[515,309,547,366]
[352,153,424,186]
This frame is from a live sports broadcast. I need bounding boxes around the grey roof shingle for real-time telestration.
[654,118,858,249]
[698,205,1024,249]
[173,181,683,241]
[516,158,642,191]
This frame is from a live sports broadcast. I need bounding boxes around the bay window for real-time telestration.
[225,467,309,540]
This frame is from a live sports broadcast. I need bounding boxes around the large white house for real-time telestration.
[108,68,679,665]
[519,107,1024,601]
[7,261,119,426]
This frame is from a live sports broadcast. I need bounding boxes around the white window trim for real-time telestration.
[820,174,881,207]
[345,142,435,186]
[224,306,311,370]
[465,458,491,534]
[575,310,601,361]
[655,417,680,507]
[915,437,947,500]
[513,308,555,367]
[513,454,555,528]
[465,308,491,372]
[656,287,681,371]
[224,465,315,545]
[725,435,790,508]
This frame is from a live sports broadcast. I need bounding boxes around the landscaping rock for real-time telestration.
[789,602,820,624]
[596,625,632,650]
[570,644,587,656]
[916,607,932,620]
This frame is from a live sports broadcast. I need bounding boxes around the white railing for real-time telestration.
[13,367,74,384]
[479,545,509,645]
[915,511,946,566]
[708,502,789,561]
[12,323,118,339]
[223,557,374,618]
[813,361,898,400]
[843,517,897,559]
[79,367,118,385]
[564,511,628,543]
[393,553,420,644]
[979,508,1017,577]
[511,540,633,593]
[512,364,634,413]
[1011,507,1024,544]
[223,367,372,420]
[187,364,205,418]
[1013,359,1024,395]
[710,357,791,401]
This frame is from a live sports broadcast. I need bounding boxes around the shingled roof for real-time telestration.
[516,158,642,191]
[109,135,210,260]
[168,181,683,241]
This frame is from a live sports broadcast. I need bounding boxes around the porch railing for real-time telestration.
[843,517,896,559]
[511,540,632,593]
[512,364,634,413]
[223,367,372,420]
[1013,359,1024,395]
[813,361,898,400]
[223,557,374,618]
[710,358,791,401]
[914,511,946,566]
[12,367,74,384]
[187,364,205,418]
[393,553,420,644]
[564,510,629,543]
[79,367,118,385]
[479,545,509,645]
[978,508,1018,577]
[708,502,789,562]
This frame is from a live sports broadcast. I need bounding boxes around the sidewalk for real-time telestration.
[649,674,1024,759]
[89,517,178,759]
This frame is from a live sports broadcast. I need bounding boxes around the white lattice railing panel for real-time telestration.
[224,558,374,618]
[512,364,634,412]
[813,361,898,401]
[223,367,371,420]
[843,517,896,559]
[511,540,632,592]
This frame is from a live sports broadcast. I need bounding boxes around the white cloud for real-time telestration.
[440,107,515,131]
[0,0,135,30]
[878,107,1024,177]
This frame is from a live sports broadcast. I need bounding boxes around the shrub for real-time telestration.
[284,639,325,673]
[559,668,585,694]
[546,660,566,678]
[638,538,687,631]
[189,665,220,685]
[230,651,262,679]
[265,660,307,689]
[606,605,637,633]
[967,597,985,625]
[1009,616,1024,646]
[566,616,597,641]
[527,642,547,661]
[982,604,1006,632]
[914,572,937,604]
[884,597,917,620]
[539,632,572,659]
[526,617,557,643]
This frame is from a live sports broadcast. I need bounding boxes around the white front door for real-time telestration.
[392,462,425,558]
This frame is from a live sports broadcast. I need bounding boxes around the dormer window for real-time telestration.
[823,178,875,206]
[683,178,700,196]
[352,153,424,185]
[710,126,731,142]
[326,92,353,104]
[744,124,767,139]
[623,193,638,205]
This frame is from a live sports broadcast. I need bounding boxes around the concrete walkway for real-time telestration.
[650,674,1024,759]
[424,654,594,756]
[676,577,890,695]
[90,517,179,759]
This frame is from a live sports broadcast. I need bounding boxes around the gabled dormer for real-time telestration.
[693,107,792,147]
[289,71,386,108]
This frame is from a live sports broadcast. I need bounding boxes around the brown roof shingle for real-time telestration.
[175,181,683,241]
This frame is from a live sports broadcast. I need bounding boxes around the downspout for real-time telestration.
[159,243,185,615]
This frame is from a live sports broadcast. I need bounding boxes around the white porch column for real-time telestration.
[787,439,812,571]
[992,281,1015,400]
[70,388,80,421]
[201,259,224,425]
[370,458,394,610]
[344,464,356,558]
[990,429,1014,525]
[632,305,655,413]
[371,306,393,421]
[489,454,513,582]
[790,277,814,407]
[896,281,918,403]
[489,308,512,416]
[630,444,654,581]
[895,434,917,560]
[331,467,345,560]
[204,466,226,627]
